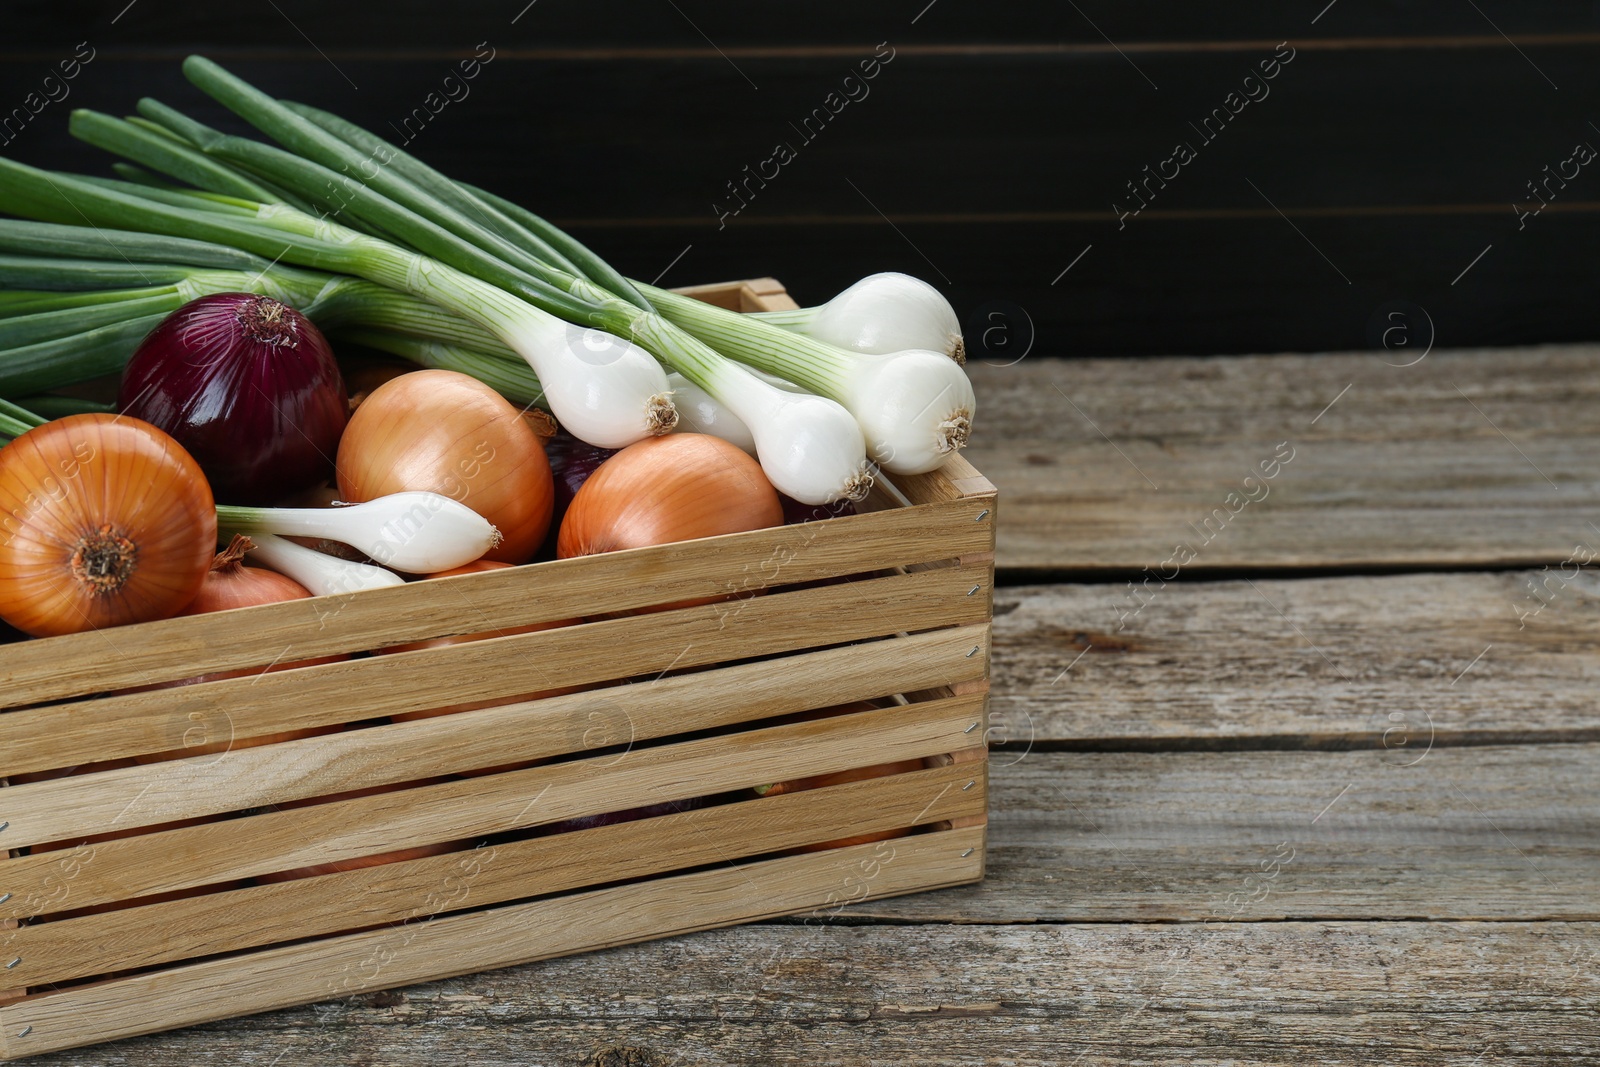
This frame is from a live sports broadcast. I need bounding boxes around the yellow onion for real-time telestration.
[0,414,216,637]
[335,370,553,564]
[557,434,782,558]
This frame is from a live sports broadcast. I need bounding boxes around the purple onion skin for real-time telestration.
[781,494,857,525]
[119,294,348,505]
[545,430,618,530]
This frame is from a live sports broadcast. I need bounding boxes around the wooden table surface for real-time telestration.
[42,346,1600,1065]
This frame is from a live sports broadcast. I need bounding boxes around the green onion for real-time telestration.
[0,315,168,394]
[70,108,287,204]
[239,532,404,596]
[0,156,678,447]
[0,397,48,443]
[217,491,499,573]
[0,287,163,317]
[641,283,975,475]
[0,220,272,271]
[334,329,547,408]
[175,64,868,500]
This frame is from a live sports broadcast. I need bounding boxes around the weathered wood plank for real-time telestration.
[835,745,1600,923]
[16,921,1598,1066]
[967,348,1600,572]
[990,571,1600,744]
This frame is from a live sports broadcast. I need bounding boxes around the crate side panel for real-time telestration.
[0,826,984,1060]
[0,625,989,862]
[1,692,987,911]
[5,763,983,986]
[0,559,992,779]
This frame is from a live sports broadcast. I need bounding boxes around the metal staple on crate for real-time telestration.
[0,893,10,905]
[17,1026,31,1038]
[975,509,990,521]
[962,780,976,791]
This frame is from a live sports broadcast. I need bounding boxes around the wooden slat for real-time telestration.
[991,571,1600,744]
[0,827,985,1060]
[0,694,987,911]
[0,491,990,709]
[4,919,1592,1066]
[0,560,991,780]
[834,744,1600,924]
[893,453,999,510]
[966,349,1600,572]
[4,626,988,863]
[4,763,984,987]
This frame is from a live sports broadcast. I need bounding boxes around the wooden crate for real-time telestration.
[0,278,994,1061]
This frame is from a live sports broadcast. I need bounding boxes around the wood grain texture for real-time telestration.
[989,571,1600,744]
[0,828,986,1060]
[0,636,989,850]
[832,744,1600,923]
[966,347,1600,572]
[7,920,1596,1066]
[3,763,984,987]
[0,694,987,902]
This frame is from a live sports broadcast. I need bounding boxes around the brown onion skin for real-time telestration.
[557,434,783,559]
[336,370,553,565]
[180,561,312,616]
[119,294,347,505]
[0,415,216,637]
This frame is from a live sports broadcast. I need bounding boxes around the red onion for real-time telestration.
[545,430,617,531]
[119,293,348,504]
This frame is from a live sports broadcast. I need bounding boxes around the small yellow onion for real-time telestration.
[336,370,553,564]
[557,434,783,558]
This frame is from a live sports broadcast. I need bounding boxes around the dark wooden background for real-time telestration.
[6,1,1600,358]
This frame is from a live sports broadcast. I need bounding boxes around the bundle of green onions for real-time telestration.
[0,56,976,504]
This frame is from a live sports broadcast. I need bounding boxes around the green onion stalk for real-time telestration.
[133,59,872,501]
[0,398,47,444]
[0,153,678,450]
